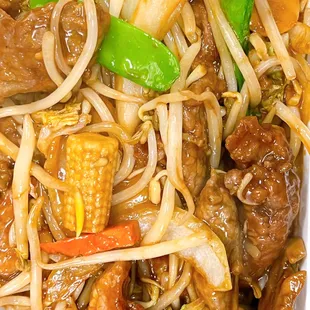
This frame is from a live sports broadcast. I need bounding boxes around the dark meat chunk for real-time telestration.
[182,141,207,197]
[225,117,300,279]
[196,170,242,275]
[0,4,56,98]
[191,0,218,64]
[182,104,208,197]
[88,261,143,310]
[225,116,292,170]
[43,264,102,306]
[0,0,22,17]
[259,238,306,310]
[0,3,109,98]
[0,192,20,280]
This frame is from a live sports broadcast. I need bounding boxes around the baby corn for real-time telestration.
[63,133,118,233]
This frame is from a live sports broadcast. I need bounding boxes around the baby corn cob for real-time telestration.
[63,133,118,233]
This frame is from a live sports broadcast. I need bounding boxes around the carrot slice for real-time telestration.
[40,221,141,257]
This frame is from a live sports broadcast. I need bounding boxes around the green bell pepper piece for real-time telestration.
[29,0,57,9]
[220,0,254,89]
[97,16,180,92]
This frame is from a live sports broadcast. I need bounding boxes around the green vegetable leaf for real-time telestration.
[220,0,255,89]
[97,16,180,92]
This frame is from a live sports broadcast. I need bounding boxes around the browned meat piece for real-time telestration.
[225,117,300,279]
[196,169,242,275]
[182,141,207,197]
[0,3,109,98]
[182,103,208,197]
[0,192,20,281]
[0,0,22,17]
[259,238,306,310]
[191,0,218,64]
[43,264,103,306]
[193,271,238,310]
[89,261,142,310]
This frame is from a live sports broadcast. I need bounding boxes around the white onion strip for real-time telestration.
[205,0,237,92]
[12,115,35,259]
[112,126,157,205]
[254,0,296,80]
[205,0,261,106]
[0,272,30,298]
[0,0,98,118]
[27,197,44,310]
[149,263,192,310]
[275,101,310,153]
[50,0,72,75]
[38,232,207,270]
[0,133,70,192]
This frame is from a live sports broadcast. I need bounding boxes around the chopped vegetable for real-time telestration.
[63,133,119,233]
[40,221,141,256]
[220,0,254,88]
[97,16,180,92]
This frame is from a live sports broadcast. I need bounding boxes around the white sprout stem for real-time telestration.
[38,232,207,270]
[205,0,262,106]
[0,132,70,192]
[156,104,169,154]
[149,263,192,310]
[80,88,115,122]
[164,31,180,58]
[0,296,31,307]
[275,101,310,153]
[142,179,175,245]
[205,0,237,92]
[88,80,145,103]
[0,272,30,298]
[289,106,302,158]
[181,2,197,44]
[50,0,72,75]
[238,57,281,120]
[262,107,276,124]
[27,197,44,310]
[0,0,98,117]
[112,126,157,205]
[185,65,207,88]
[254,0,296,80]
[12,115,35,258]
[171,22,189,57]
[8,220,16,247]
[223,92,242,139]
[249,33,268,60]
[42,31,72,103]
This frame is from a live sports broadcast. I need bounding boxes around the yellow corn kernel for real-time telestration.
[63,133,118,233]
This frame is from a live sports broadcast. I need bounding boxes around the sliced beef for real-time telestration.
[225,117,300,279]
[0,2,108,98]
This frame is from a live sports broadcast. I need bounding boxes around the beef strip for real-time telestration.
[0,0,22,17]
[0,2,108,99]
[88,261,144,310]
[0,191,20,281]
[224,117,300,279]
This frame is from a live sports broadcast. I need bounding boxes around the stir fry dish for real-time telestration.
[0,0,310,309]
